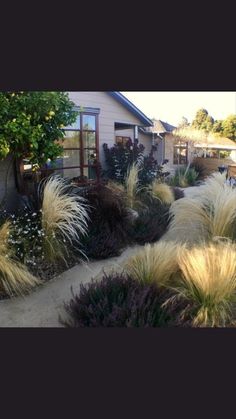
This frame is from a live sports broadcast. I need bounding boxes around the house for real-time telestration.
[141,120,236,175]
[139,119,179,173]
[0,91,153,210]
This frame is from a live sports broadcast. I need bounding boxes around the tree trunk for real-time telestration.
[14,157,25,194]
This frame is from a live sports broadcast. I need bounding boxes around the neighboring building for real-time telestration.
[140,119,178,173]
[141,120,236,174]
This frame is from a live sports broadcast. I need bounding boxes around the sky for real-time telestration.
[121,92,236,126]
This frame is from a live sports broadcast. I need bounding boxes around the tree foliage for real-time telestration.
[178,116,190,128]
[191,108,214,132]
[221,115,236,141]
[0,92,77,165]
[191,108,236,141]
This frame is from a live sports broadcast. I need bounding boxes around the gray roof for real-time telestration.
[152,119,176,133]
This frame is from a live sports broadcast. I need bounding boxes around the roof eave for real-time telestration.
[107,92,153,127]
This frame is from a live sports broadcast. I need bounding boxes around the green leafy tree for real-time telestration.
[222,115,236,141]
[212,119,224,134]
[0,92,77,165]
[191,108,214,132]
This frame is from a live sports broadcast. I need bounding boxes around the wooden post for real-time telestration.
[134,125,139,142]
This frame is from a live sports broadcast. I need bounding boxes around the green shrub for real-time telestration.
[168,167,199,187]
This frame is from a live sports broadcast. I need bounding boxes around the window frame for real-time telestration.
[59,111,99,181]
[23,110,100,186]
[173,140,188,165]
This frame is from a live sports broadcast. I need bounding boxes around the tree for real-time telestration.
[222,115,236,141]
[191,108,214,132]
[0,92,77,165]
[192,108,208,129]
[178,117,190,128]
[212,119,224,134]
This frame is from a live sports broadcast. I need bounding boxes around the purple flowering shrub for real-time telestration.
[62,273,171,327]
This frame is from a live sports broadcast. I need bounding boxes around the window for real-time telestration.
[20,110,100,194]
[173,140,188,165]
[45,111,99,183]
[116,136,131,146]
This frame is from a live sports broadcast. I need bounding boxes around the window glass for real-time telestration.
[83,114,96,131]
[83,131,96,148]
[63,131,80,148]
[61,167,82,180]
[62,149,81,167]
[116,136,130,146]
[173,147,187,164]
[64,115,80,130]
[83,149,97,165]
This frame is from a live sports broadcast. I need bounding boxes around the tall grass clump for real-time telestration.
[166,172,236,244]
[167,197,211,244]
[0,221,39,297]
[125,163,141,209]
[208,185,236,239]
[125,241,184,286]
[190,172,227,204]
[171,242,236,327]
[168,167,198,188]
[39,176,89,260]
[150,180,175,204]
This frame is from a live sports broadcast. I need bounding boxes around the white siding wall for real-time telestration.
[230,151,236,162]
[68,92,146,165]
[138,132,152,155]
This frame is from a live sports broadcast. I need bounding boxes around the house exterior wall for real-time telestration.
[154,138,165,165]
[163,133,177,174]
[138,132,153,155]
[68,92,146,166]
[230,150,236,162]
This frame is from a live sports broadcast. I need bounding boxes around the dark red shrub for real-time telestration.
[62,273,171,327]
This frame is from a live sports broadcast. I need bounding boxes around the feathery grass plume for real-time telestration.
[39,176,89,258]
[150,181,175,204]
[125,163,141,209]
[167,197,211,244]
[0,220,11,255]
[0,221,39,297]
[190,172,227,203]
[208,184,236,239]
[173,242,236,327]
[125,241,184,286]
[106,180,125,196]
